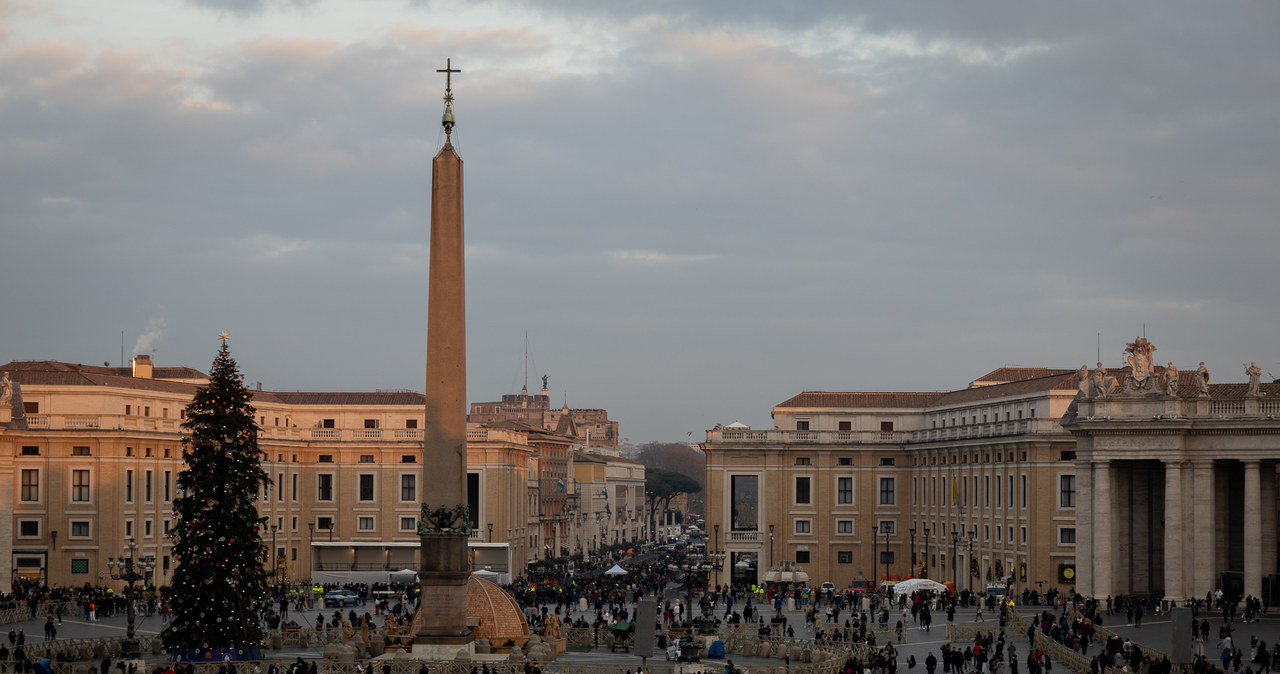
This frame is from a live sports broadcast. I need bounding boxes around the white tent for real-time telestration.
[762,560,810,584]
[892,578,949,595]
[605,564,629,576]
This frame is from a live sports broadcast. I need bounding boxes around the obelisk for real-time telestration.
[414,58,472,658]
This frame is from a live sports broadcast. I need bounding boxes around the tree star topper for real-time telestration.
[219,331,230,345]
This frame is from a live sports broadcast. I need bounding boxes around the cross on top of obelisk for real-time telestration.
[437,58,460,137]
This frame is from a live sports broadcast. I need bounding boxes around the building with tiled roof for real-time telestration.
[0,356,625,590]
[701,341,1280,605]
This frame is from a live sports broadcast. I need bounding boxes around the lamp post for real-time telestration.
[107,539,154,658]
[713,524,721,589]
[950,530,960,589]
[882,527,891,586]
[270,524,279,584]
[328,522,334,542]
[768,524,775,573]
[668,552,710,626]
[488,523,493,543]
[872,525,879,584]
[307,522,315,579]
[923,527,930,578]
[909,528,917,578]
[968,527,977,593]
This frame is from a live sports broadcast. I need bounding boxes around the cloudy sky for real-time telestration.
[3,1,1279,443]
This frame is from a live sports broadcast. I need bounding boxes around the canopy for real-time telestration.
[762,561,809,584]
[605,564,629,576]
[892,578,949,595]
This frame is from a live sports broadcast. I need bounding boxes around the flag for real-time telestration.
[557,478,565,493]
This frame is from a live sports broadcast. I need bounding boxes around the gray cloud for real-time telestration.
[2,3,1279,439]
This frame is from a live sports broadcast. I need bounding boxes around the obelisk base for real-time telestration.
[413,532,472,658]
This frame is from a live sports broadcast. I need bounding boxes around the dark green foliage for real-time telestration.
[162,340,271,653]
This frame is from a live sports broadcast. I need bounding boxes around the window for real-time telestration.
[292,473,298,500]
[1021,474,1027,509]
[21,446,39,456]
[880,551,895,564]
[877,520,895,534]
[322,419,335,428]
[795,420,810,431]
[72,446,90,456]
[795,477,811,505]
[21,470,39,501]
[364,419,377,429]
[164,470,172,501]
[837,477,853,504]
[795,457,811,465]
[880,457,895,466]
[359,455,375,463]
[879,477,895,505]
[406,419,418,429]
[125,521,134,537]
[318,455,334,463]
[71,470,90,501]
[317,474,334,501]
[730,475,759,531]
[277,473,284,500]
[401,455,417,463]
[359,474,375,501]
[796,550,811,564]
[23,402,37,414]
[880,421,894,432]
[1059,528,1076,544]
[70,521,90,537]
[838,551,853,564]
[838,457,852,466]
[144,520,153,537]
[838,421,852,431]
[836,520,854,534]
[358,517,374,531]
[995,475,1001,507]
[1060,475,1076,508]
[145,470,153,502]
[795,520,812,534]
[71,559,89,574]
[316,516,333,531]
[18,521,39,537]
[400,474,417,501]
[400,517,417,531]
[1021,527,1027,543]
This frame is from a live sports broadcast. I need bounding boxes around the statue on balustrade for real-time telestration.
[1164,363,1179,396]
[0,373,11,407]
[1195,362,1211,397]
[1124,336,1158,393]
[1245,362,1263,396]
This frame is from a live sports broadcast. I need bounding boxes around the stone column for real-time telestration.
[1163,461,1185,601]
[1244,460,1262,599]
[1191,461,1215,600]
[1075,461,1093,597]
[1093,461,1113,599]
[1264,464,1277,586]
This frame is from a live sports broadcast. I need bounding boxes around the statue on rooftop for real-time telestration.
[1195,362,1211,397]
[1124,337,1158,392]
[1164,363,1179,396]
[0,373,11,406]
[1077,365,1090,398]
[1246,362,1262,396]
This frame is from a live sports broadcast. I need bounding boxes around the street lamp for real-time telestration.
[968,527,977,592]
[713,524,721,588]
[923,527,930,578]
[909,528,917,578]
[768,524,775,572]
[270,524,279,584]
[667,551,711,625]
[107,539,155,658]
[488,523,493,543]
[950,530,960,589]
[872,526,879,583]
[882,527,890,586]
[328,521,334,542]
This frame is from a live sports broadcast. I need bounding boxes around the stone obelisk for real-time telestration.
[414,58,472,658]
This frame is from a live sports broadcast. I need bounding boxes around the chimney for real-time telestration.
[132,354,154,379]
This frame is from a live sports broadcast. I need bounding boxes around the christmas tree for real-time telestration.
[163,335,271,658]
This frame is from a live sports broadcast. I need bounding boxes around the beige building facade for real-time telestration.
[703,368,1106,595]
[0,357,642,590]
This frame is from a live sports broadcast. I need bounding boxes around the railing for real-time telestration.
[707,429,909,445]
[726,531,762,544]
[0,600,74,625]
[909,419,1065,443]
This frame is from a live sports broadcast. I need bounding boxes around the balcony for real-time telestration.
[17,415,426,442]
[726,531,762,544]
[705,429,908,445]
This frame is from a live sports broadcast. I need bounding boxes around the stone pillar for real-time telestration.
[1244,460,1262,599]
[1075,461,1093,597]
[1163,461,1185,601]
[1264,464,1277,587]
[1191,461,1215,600]
[415,122,472,657]
[1093,461,1113,599]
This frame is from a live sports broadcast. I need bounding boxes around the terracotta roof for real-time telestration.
[931,372,1082,407]
[0,360,206,380]
[775,392,945,409]
[970,368,1077,387]
[261,391,425,406]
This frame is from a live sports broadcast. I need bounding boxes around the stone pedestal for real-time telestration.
[414,533,472,648]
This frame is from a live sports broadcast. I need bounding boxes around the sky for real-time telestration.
[3,1,1280,443]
